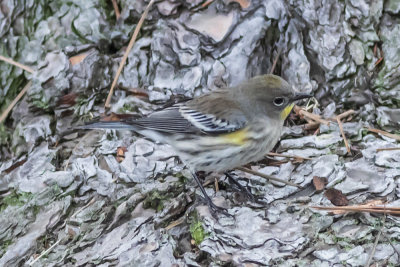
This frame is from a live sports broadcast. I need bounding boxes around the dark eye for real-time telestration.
[273,97,285,106]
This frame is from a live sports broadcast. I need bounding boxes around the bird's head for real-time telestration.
[234,74,312,121]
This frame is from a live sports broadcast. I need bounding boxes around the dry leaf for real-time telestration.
[69,52,89,66]
[324,188,348,206]
[57,93,78,107]
[101,112,139,122]
[313,176,327,192]
[116,147,127,162]
[3,159,27,174]
[225,0,251,8]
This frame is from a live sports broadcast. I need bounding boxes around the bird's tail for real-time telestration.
[76,121,136,130]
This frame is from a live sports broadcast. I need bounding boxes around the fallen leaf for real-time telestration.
[225,0,251,8]
[69,52,89,66]
[324,188,348,206]
[116,147,127,162]
[313,176,327,192]
[3,159,27,174]
[101,112,139,122]
[57,93,78,107]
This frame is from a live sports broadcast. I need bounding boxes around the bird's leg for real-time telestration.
[224,172,256,202]
[191,172,232,218]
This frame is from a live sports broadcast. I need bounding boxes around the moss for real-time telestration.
[118,103,138,113]
[143,191,165,212]
[0,191,33,212]
[190,220,207,245]
[0,240,12,257]
[0,124,11,146]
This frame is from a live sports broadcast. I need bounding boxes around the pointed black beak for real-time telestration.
[291,93,313,101]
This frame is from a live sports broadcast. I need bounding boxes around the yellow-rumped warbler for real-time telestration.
[80,74,311,215]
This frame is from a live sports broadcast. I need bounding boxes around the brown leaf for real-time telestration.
[116,146,128,162]
[128,87,149,98]
[225,0,251,8]
[313,176,328,192]
[69,52,89,66]
[3,159,27,174]
[57,93,78,107]
[101,112,138,122]
[324,188,349,206]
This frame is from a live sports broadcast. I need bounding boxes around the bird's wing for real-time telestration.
[125,93,247,135]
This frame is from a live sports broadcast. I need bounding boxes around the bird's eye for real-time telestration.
[273,97,285,106]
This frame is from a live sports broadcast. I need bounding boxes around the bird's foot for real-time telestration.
[198,196,234,219]
[224,172,261,203]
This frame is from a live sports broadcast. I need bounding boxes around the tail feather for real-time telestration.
[76,121,136,130]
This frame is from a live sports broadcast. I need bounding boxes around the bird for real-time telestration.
[79,74,312,216]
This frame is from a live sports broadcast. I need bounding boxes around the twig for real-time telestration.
[27,238,63,266]
[269,47,281,74]
[214,177,219,192]
[311,205,400,215]
[334,109,355,121]
[71,197,96,218]
[337,117,351,154]
[201,0,214,8]
[367,128,400,142]
[0,81,32,123]
[0,55,35,73]
[303,122,320,130]
[111,0,120,20]
[267,152,312,161]
[105,0,155,108]
[165,217,185,230]
[365,211,386,267]
[376,147,400,152]
[294,105,330,125]
[237,166,302,188]
[375,57,383,66]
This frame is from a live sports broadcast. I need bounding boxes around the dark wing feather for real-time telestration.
[122,92,247,135]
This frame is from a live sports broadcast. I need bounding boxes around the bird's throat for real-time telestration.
[280,103,294,120]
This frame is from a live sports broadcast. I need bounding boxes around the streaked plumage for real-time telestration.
[80,74,309,172]
[79,74,311,215]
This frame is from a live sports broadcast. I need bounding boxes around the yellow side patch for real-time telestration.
[280,103,294,120]
[219,128,249,146]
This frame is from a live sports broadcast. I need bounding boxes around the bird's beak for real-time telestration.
[291,93,313,101]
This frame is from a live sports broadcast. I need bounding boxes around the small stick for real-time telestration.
[27,238,63,266]
[71,197,96,218]
[375,57,384,66]
[105,0,155,108]
[111,0,120,20]
[214,177,219,192]
[0,55,35,73]
[337,117,351,153]
[269,47,282,74]
[294,105,330,125]
[237,167,302,189]
[365,213,386,267]
[301,110,330,125]
[267,152,312,161]
[367,128,400,142]
[334,109,355,120]
[165,217,185,230]
[303,122,320,130]
[311,206,400,215]
[201,0,214,8]
[376,147,400,152]
[0,81,32,123]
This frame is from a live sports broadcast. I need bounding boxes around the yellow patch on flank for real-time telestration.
[219,128,249,145]
[280,103,294,120]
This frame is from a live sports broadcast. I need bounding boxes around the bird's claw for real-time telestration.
[198,196,234,219]
[225,172,259,203]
